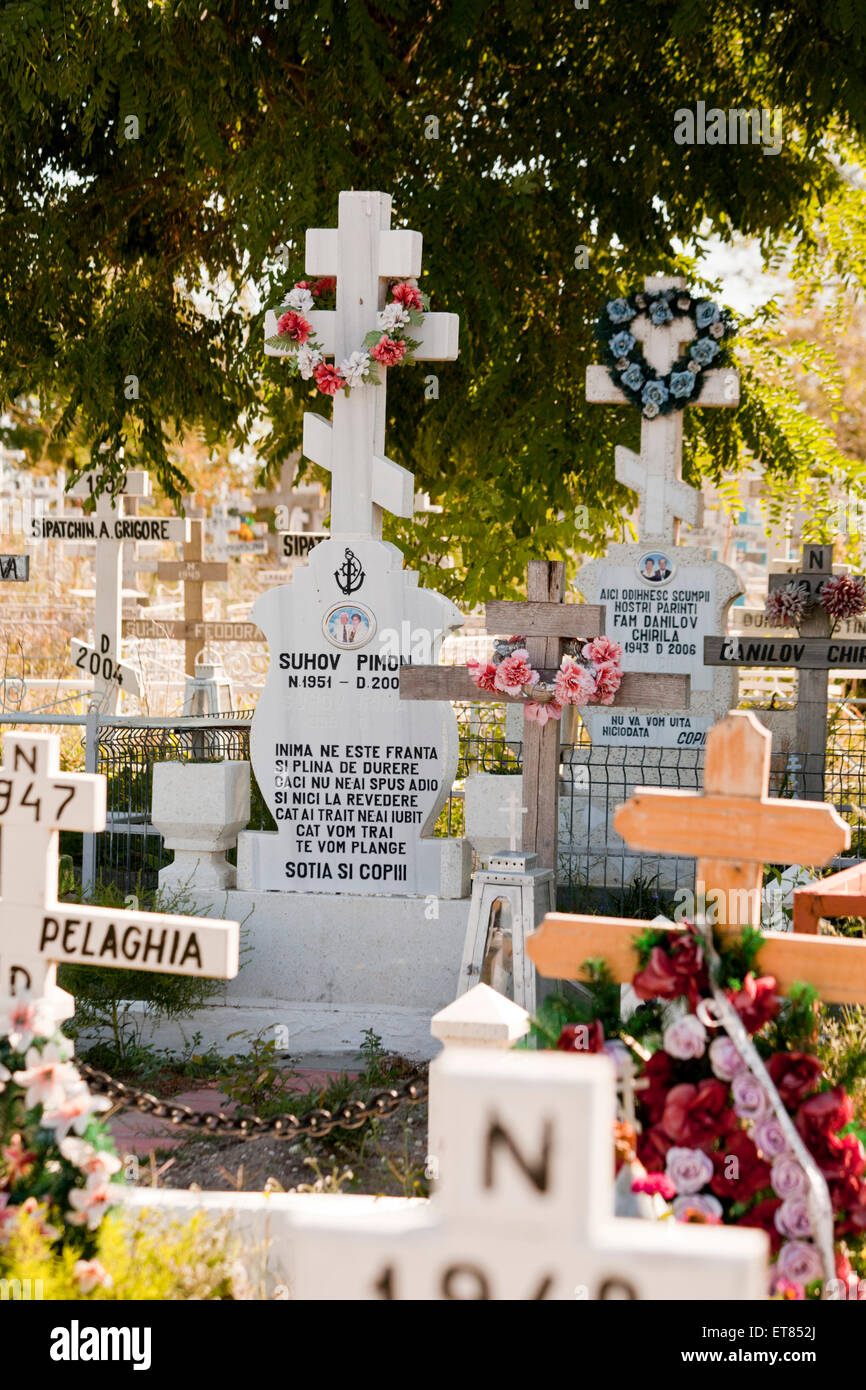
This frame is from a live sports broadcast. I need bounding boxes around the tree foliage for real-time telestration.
[2,0,866,601]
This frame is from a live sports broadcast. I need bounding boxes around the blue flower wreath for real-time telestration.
[595,287,737,418]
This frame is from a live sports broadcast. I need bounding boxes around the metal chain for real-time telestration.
[78,1061,428,1142]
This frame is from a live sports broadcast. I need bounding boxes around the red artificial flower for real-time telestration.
[795,1086,854,1150]
[391,280,423,311]
[312,277,336,296]
[556,1020,604,1054]
[766,1051,824,1108]
[661,1079,735,1149]
[276,310,312,344]
[638,1050,677,1126]
[818,1129,866,1184]
[313,364,346,396]
[632,930,708,1010]
[709,1131,771,1202]
[726,973,781,1033]
[637,1123,674,1174]
[632,1172,676,1201]
[370,335,407,366]
[736,1196,783,1255]
[466,659,498,692]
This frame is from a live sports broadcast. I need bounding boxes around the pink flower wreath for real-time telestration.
[467,633,623,725]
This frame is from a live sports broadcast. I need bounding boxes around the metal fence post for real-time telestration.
[81,706,99,895]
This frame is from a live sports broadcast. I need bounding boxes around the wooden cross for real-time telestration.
[264,190,460,541]
[401,559,689,873]
[527,711,866,1005]
[154,514,229,677]
[289,1047,767,1300]
[0,733,239,1013]
[586,275,740,545]
[705,545,866,799]
[31,469,189,713]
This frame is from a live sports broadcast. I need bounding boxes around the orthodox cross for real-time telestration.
[0,733,239,1018]
[32,470,189,713]
[527,711,866,1005]
[264,190,460,540]
[289,1047,767,1300]
[401,559,689,874]
[705,545,866,799]
[586,275,740,545]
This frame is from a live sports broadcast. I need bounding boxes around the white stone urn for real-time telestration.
[152,760,251,891]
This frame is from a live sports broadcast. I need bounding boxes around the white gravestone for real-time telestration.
[0,733,239,1019]
[579,276,741,750]
[290,1048,767,1300]
[31,470,189,713]
[247,190,462,895]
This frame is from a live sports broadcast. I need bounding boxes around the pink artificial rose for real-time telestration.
[665,1145,715,1195]
[776,1239,823,1286]
[494,649,537,695]
[632,1172,676,1200]
[753,1114,789,1160]
[391,281,423,311]
[524,700,562,725]
[467,659,498,692]
[554,658,596,706]
[583,636,623,665]
[672,1193,723,1224]
[662,1014,707,1060]
[726,973,781,1033]
[732,1070,770,1121]
[708,1035,746,1083]
[370,335,407,366]
[313,364,346,395]
[770,1156,809,1200]
[277,310,312,343]
[769,1274,805,1300]
[775,1197,812,1240]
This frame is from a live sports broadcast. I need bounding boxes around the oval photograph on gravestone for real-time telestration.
[636,551,676,585]
[322,602,377,650]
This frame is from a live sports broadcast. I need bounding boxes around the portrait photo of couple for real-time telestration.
[322,602,376,650]
[638,552,675,585]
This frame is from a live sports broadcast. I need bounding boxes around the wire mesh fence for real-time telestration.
[48,699,866,902]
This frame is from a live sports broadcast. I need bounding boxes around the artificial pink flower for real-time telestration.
[493,649,538,695]
[632,1171,676,1201]
[370,335,407,366]
[313,363,346,396]
[524,699,562,725]
[276,310,312,343]
[391,281,423,311]
[593,662,623,705]
[42,1087,111,1141]
[672,1193,723,1224]
[769,1274,805,1300]
[66,1183,114,1231]
[59,1137,122,1182]
[554,658,597,706]
[14,1197,60,1244]
[13,1043,79,1112]
[312,277,336,296]
[2,1134,36,1184]
[74,1259,114,1294]
[467,659,499,692]
[583,636,623,665]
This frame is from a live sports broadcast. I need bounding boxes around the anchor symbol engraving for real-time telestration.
[334,547,365,596]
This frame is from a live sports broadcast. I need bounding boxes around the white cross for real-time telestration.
[32,470,189,712]
[0,733,239,1016]
[586,276,740,545]
[500,790,528,853]
[290,1048,767,1300]
[264,191,460,540]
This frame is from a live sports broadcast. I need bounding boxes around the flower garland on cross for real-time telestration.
[467,635,623,726]
[597,286,737,419]
[534,922,866,1300]
[265,275,429,397]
